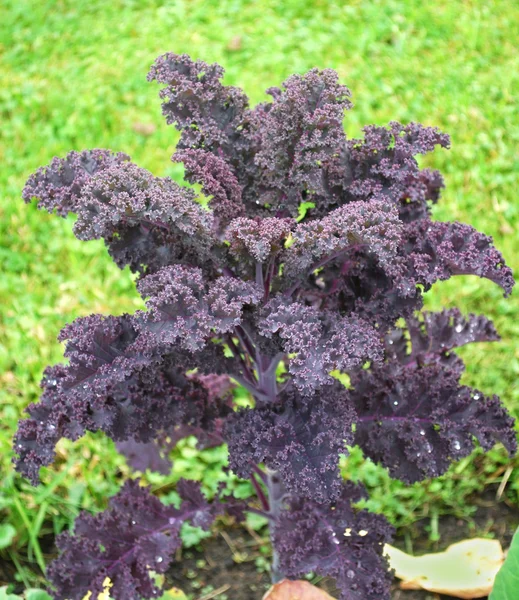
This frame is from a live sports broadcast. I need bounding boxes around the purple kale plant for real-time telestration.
[16,53,516,600]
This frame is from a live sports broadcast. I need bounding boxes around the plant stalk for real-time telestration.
[265,469,286,583]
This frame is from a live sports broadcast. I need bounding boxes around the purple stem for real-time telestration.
[256,261,265,291]
[250,472,269,512]
[357,415,432,424]
[251,463,268,484]
[226,335,256,384]
[256,353,284,405]
[263,257,276,302]
[235,325,257,358]
[265,470,287,583]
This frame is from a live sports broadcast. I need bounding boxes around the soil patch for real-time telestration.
[2,488,517,598]
[168,488,519,600]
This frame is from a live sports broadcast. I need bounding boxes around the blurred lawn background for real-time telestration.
[1,0,518,589]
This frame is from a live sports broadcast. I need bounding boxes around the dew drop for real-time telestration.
[416,452,421,457]
[156,556,163,563]
[453,440,461,451]
[48,424,56,431]
[393,401,399,406]
[388,339,394,345]
[347,570,355,579]
[131,520,136,525]
[455,324,463,333]
[18,444,23,449]
[420,429,425,436]
[473,393,480,400]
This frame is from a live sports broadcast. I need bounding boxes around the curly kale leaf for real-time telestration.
[346,122,450,222]
[259,299,383,393]
[243,67,352,215]
[173,148,245,227]
[22,149,130,216]
[13,314,228,484]
[352,362,516,482]
[46,480,222,600]
[273,482,394,600]
[390,308,500,365]
[405,219,514,296]
[136,266,262,351]
[226,384,355,503]
[148,53,249,155]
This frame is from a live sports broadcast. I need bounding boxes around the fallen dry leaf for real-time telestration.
[227,35,242,51]
[132,122,156,136]
[385,538,504,599]
[263,579,336,600]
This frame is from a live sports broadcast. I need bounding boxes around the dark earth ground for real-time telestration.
[167,487,519,600]
[1,487,517,599]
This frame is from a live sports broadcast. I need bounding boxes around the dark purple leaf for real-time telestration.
[173,148,244,227]
[352,362,516,482]
[226,384,355,503]
[23,149,130,216]
[400,308,499,363]
[346,122,450,222]
[283,200,403,283]
[405,219,514,296]
[13,314,227,484]
[226,217,294,264]
[259,299,383,393]
[148,53,249,155]
[116,439,172,475]
[46,480,222,600]
[273,482,394,600]
[136,266,262,351]
[242,67,352,215]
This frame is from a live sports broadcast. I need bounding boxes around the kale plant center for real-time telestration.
[15,53,516,599]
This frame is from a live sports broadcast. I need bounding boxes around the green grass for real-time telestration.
[1,0,519,590]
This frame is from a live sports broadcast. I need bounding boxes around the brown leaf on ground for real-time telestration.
[132,122,156,136]
[263,579,336,600]
[227,36,242,51]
